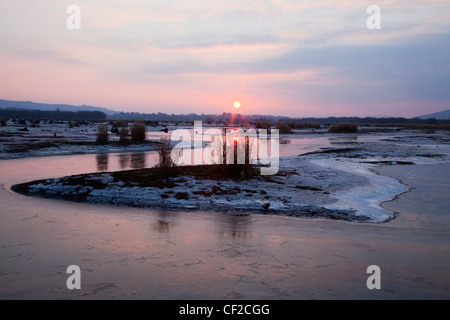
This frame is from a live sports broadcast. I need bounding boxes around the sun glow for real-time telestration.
[233,101,241,109]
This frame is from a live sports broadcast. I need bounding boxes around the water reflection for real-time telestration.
[149,210,252,241]
[130,153,146,169]
[118,153,131,169]
[216,213,252,240]
[96,154,109,171]
[152,211,177,235]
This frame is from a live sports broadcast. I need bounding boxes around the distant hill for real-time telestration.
[0,99,118,116]
[373,114,392,118]
[418,109,450,120]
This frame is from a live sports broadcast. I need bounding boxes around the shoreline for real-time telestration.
[377,162,450,232]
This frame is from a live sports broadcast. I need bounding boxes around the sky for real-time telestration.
[0,0,449,118]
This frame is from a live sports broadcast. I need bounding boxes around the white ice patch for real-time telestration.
[312,159,408,222]
[29,182,85,195]
[86,173,114,184]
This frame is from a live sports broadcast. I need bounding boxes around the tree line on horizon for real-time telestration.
[1,108,449,125]
[109,111,450,124]
[0,108,107,121]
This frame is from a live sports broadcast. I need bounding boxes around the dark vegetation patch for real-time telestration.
[211,185,241,195]
[360,161,414,165]
[192,190,212,197]
[4,139,160,154]
[109,164,259,189]
[378,123,450,130]
[416,154,445,158]
[299,147,360,157]
[0,132,24,137]
[174,192,190,200]
[330,141,361,145]
[328,123,358,133]
[6,142,55,152]
[175,164,258,180]
[294,185,323,191]
[262,176,284,184]
[111,169,179,189]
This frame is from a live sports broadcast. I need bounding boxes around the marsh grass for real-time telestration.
[131,121,146,143]
[255,120,271,130]
[114,119,128,127]
[155,137,175,176]
[328,123,358,133]
[118,127,129,144]
[276,122,293,134]
[374,123,450,130]
[220,133,256,179]
[96,123,109,144]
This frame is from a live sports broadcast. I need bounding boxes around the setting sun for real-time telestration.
[233,101,241,109]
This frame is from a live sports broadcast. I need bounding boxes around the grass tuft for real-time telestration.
[328,123,358,133]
